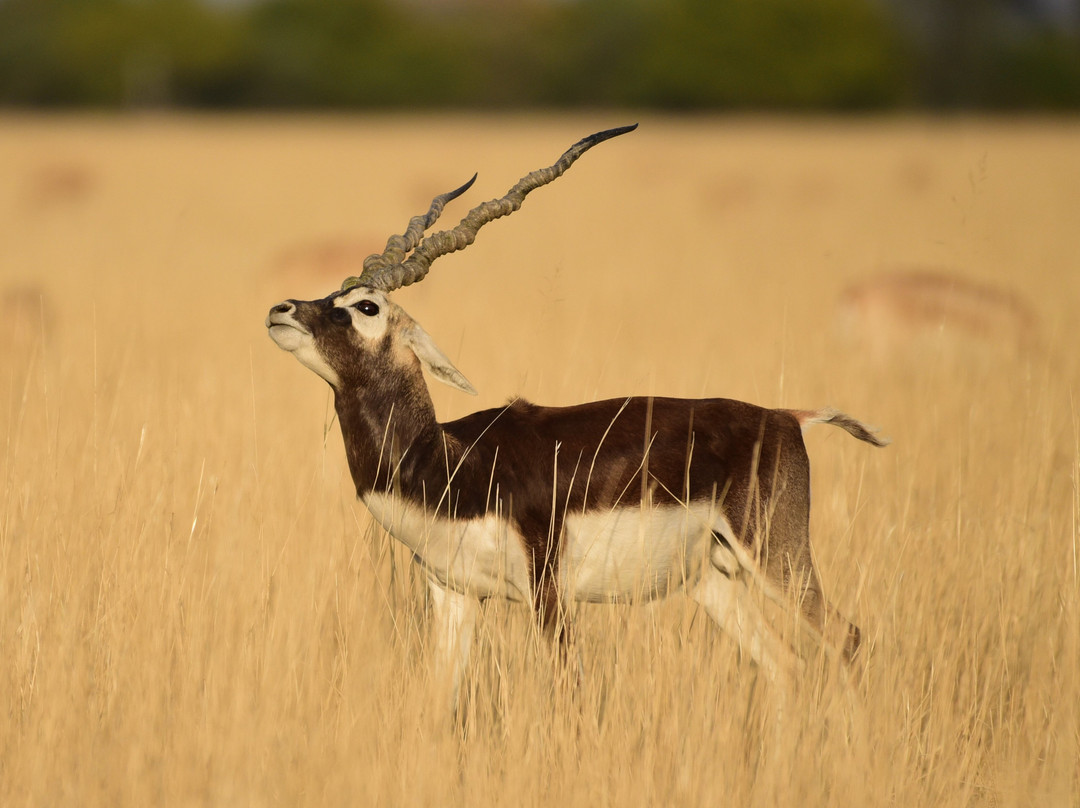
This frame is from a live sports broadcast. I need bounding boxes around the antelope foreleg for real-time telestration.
[427,581,479,714]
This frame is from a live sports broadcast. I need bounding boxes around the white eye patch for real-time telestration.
[336,286,385,308]
[335,287,390,340]
[325,287,476,395]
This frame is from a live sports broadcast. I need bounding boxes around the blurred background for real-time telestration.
[0,0,1078,111]
[2,4,1079,805]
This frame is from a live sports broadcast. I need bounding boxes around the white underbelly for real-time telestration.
[560,503,723,603]
[363,493,734,606]
[363,492,532,602]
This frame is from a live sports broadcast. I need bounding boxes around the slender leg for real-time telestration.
[772,548,863,665]
[532,578,583,690]
[687,563,804,681]
[427,581,479,712]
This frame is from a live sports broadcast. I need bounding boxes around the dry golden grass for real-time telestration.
[1,114,1078,806]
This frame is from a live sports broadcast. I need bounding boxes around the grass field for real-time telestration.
[1,114,1078,806]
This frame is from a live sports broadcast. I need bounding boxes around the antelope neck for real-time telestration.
[333,371,448,497]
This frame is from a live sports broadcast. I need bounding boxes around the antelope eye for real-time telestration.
[355,300,380,317]
[328,307,351,326]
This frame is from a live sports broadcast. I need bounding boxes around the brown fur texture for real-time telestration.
[278,291,882,659]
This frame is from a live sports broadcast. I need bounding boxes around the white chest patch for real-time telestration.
[362,492,533,602]
[362,492,737,607]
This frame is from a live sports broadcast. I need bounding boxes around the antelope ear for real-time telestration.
[402,323,478,396]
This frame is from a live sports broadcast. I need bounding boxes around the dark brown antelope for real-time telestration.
[266,126,887,707]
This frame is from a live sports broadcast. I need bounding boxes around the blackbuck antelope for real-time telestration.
[266,125,887,706]
[837,269,1039,361]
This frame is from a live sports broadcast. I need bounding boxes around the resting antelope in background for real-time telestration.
[836,269,1040,361]
[266,125,887,707]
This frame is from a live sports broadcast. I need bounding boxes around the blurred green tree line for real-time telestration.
[0,0,1077,109]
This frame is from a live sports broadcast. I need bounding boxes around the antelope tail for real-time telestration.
[788,408,890,447]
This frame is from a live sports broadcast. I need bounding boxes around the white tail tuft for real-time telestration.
[788,407,890,447]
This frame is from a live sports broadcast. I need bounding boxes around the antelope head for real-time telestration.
[266,125,637,396]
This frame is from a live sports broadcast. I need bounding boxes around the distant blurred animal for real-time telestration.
[22,162,96,210]
[268,236,383,297]
[836,270,1039,361]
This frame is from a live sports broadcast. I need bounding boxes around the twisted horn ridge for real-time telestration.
[342,174,477,291]
[344,124,637,293]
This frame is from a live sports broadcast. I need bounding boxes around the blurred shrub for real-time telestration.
[629,0,907,108]
[0,0,249,105]
[0,0,1075,109]
[987,31,1080,108]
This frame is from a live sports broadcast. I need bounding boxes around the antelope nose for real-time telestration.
[270,301,295,315]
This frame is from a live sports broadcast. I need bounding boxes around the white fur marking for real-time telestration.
[428,581,478,708]
[336,287,393,342]
[363,492,532,602]
[688,565,804,679]
[560,503,733,602]
[266,316,340,387]
[366,491,748,607]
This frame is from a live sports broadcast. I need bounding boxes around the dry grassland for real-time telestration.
[1,114,1078,806]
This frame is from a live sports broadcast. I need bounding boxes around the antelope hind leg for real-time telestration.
[687,563,805,682]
